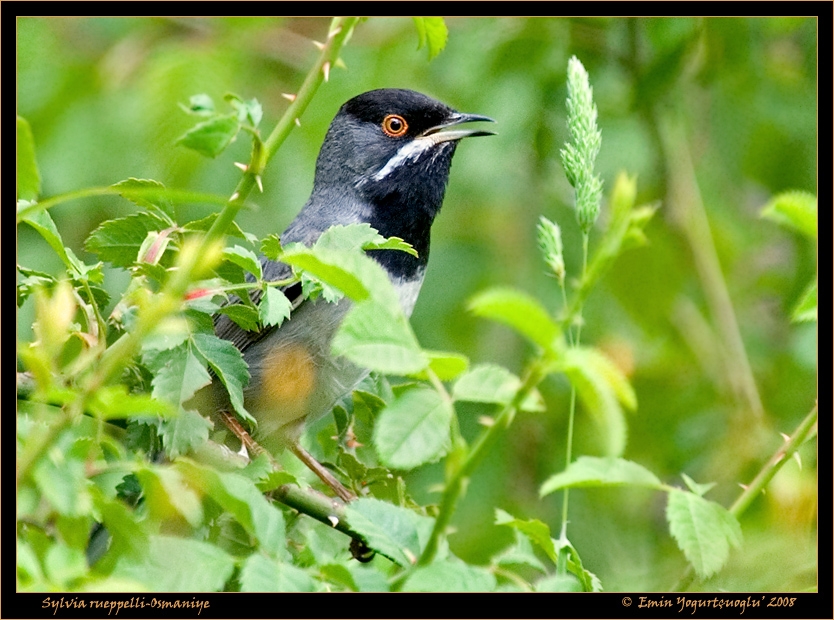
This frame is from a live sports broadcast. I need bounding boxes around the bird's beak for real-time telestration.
[421,113,496,144]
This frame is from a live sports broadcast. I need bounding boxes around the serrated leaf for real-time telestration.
[19,208,71,268]
[17,116,40,200]
[469,287,560,350]
[260,234,283,260]
[223,245,262,279]
[666,489,742,580]
[177,114,240,158]
[191,332,252,422]
[333,300,428,375]
[135,466,204,527]
[85,212,172,267]
[792,280,817,323]
[540,456,663,497]
[495,508,558,564]
[239,554,313,592]
[761,190,817,239]
[260,286,292,328]
[403,558,496,592]
[343,498,422,566]
[217,304,260,332]
[373,386,452,470]
[111,178,175,219]
[412,17,448,60]
[281,246,370,303]
[159,409,212,458]
[145,343,212,407]
[114,535,235,591]
[558,347,634,456]
[176,460,287,557]
[183,213,249,240]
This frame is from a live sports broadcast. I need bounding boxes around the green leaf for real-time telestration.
[145,343,212,407]
[182,93,216,116]
[111,178,175,219]
[260,286,292,328]
[333,300,428,375]
[191,333,252,423]
[281,246,370,303]
[452,364,545,412]
[17,116,40,200]
[666,489,743,580]
[159,409,212,458]
[19,208,71,268]
[223,245,262,279]
[228,95,263,127]
[680,472,716,497]
[557,347,635,456]
[114,535,235,591]
[135,466,204,527]
[403,558,497,592]
[373,386,452,470]
[495,508,558,564]
[343,498,423,566]
[176,460,287,557]
[177,114,240,158]
[260,234,283,260]
[540,456,663,497]
[239,554,314,592]
[412,17,448,60]
[84,212,172,267]
[468,287,560,350]
[44,543,87,586]
[792,280,817,323]
[87,385,173,419]
[493,529,548,574]
[419,350,469,381]
[761,190,817,239]
[217,303,261,332]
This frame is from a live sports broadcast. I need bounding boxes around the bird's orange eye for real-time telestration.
[381,114,408,137]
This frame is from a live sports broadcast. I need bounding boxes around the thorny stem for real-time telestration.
[673,403,817,591]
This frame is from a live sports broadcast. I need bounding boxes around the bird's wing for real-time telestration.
[213,257,302,353]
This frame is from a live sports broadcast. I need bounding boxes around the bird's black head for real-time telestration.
[311,89,494,275]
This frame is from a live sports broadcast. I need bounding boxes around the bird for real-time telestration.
[209,88,495,501]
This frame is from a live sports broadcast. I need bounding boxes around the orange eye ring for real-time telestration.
[381,114,408,137]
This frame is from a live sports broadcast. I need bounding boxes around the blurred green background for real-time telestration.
[17,17,817,590]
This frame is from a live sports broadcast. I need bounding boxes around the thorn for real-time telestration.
[255,175,263,193]
[312,39,325,50]
[738,483,749,491]
[281,92,296,102]
[294,118,301,127]
[234,162,248,171]
[780,432,791,442]
[328,26,342,39]
[478,416,495,427]
[327,515,339,527]
[322,61,331,83]
[334,57,347,70]
[230,192,239,202]
[403,548,417,565]
[793,451,802,470]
